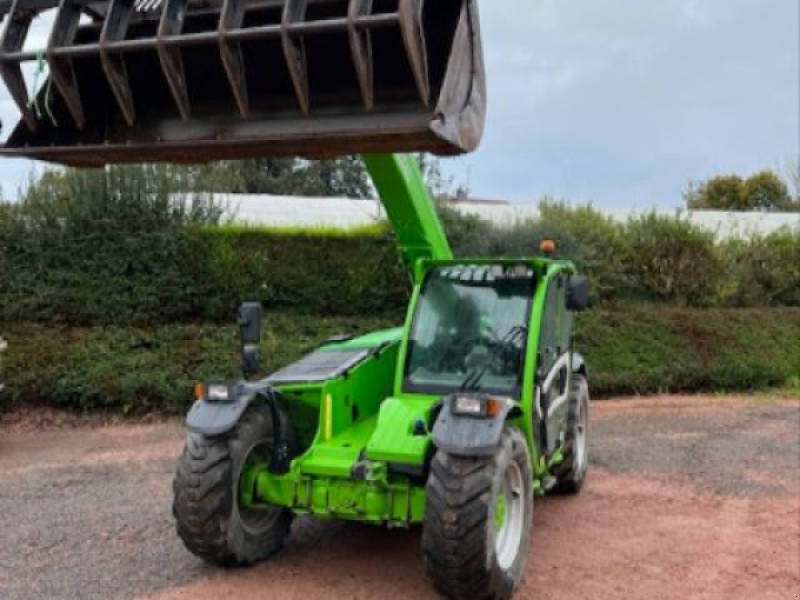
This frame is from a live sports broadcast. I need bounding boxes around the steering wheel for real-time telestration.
[429,335,485,373]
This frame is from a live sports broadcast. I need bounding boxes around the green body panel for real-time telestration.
[275,341,399,470]
[365,396,435,465]
[248,343,430,524]
[247,340,429,524]
[295,417,375,477]
[255,469,427,526]
[321,328,403,352]
[239,155,584,526]
[251,339,432,523]
[275,385,324,453]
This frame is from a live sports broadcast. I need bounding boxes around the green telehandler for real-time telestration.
[0,1,591,597]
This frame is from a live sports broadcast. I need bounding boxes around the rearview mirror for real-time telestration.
[239,303,262,378]
[241,346,261,379]
[239,302,262,345]
[566,276,590,312]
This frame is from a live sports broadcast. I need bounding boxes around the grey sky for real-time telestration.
[1,0,798,208]
[449,0,800,208]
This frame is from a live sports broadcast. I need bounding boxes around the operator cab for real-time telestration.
[403,264,535,400]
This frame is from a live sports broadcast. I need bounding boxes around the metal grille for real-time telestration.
[266,348,371,384]
[0,0,486,165]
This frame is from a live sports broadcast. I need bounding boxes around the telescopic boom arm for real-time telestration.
[364,154,453,281]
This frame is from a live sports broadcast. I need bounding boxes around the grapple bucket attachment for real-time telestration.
[0,0,485,166]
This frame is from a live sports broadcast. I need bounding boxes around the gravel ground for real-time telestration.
[1,395,798,600]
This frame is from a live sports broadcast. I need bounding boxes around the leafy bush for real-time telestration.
[2,172,798,328]
[621,213,723,307]
[436,202,497,256]
[719,230,800,308]
[441,202,741,307]
[195,225,407,319]
[529,202,627,302]
[0,166,223,325]
[1,308,797,414]
[686,170,799,212]
[0,168,407,325]
[578,306,800,395]
[0,314,396,414]
[440,200,626,304]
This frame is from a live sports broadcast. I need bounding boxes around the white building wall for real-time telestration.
[215,194,800,239]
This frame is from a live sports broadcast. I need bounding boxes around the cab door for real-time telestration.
[535,274,573,454]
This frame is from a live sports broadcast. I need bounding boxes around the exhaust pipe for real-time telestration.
[0,0,486,166]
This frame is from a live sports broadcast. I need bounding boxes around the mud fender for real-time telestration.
[572,353,589,380]
[432,397,517,458]
[186,381,274,437]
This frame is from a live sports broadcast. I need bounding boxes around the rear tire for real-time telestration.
[554,374,590,494]
[423,428,533,600]
[172,404,295,566]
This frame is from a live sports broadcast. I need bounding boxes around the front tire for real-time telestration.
[172,405,295,566]
[423,428,534,600]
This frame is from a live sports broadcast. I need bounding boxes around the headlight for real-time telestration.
[452,395,485,416]
[450,395,513,418]
[207,384,232,402]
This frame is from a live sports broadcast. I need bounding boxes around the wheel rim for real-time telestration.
[574,394,589,473]
[237,440,282,535]
[495,461,525,571]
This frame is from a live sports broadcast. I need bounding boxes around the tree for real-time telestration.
[782,157,800,204]
[417,153,457,197]
[741,171,793,212]
[19,165,224,227]
[686,170,798,212]
[298,157,371,198]
[176,157,371,198]
[190,159,296,194]
[685,175,744,211]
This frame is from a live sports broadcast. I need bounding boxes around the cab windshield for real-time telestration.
[403,266,534,398]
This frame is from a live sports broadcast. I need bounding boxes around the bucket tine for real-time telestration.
[48,0,85,129]
[347,0,373,110]
[397,0,428,107]
[218,0,248,117]
[100,0,136,126]
[0,1,37,131]
[158,0,190,120]
[281,0,310,114]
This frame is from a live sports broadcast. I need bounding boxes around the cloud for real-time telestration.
[446,0,800,208]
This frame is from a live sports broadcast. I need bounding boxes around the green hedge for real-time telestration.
[441,202,800,309]
[1,167,798,326]
[0,221,407,325]
[577,306,800,395]
[0,165,408,325]
[3,215,797,326]
[198,226,407,319]
[0,314,394,414]
[1,307,797,414]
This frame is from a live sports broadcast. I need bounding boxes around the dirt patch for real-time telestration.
[0,404,178,435]
[125,471,799,600]
[0,396,798,600]
[591,395,800,498]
